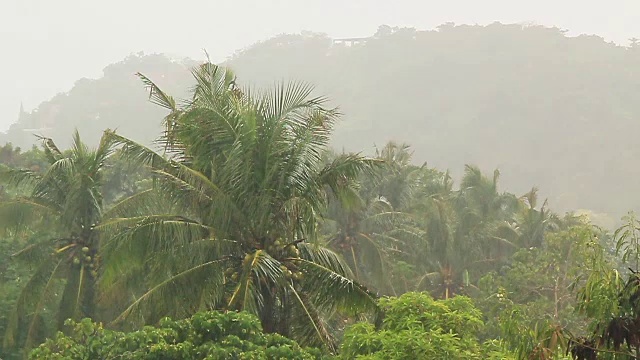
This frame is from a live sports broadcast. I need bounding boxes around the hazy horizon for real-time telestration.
[2,0,639,132]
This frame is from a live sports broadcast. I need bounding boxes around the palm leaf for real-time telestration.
[111,258,227,325]
[102,189,159,220]
[298,243,354,277]
[99,215,212,256]
[4,255,66,350]
[288,283,336,352]
[298,258,378,315]
[0,198,59,234]
[0,166,41,190]
[137,73,178,111]
[104,130,170,168]
[227,250,284,313]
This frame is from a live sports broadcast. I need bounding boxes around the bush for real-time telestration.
[29,311,330,359]
[339,292,513,359]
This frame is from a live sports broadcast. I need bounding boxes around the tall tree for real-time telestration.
[0,131,116,350]
[100,61,379,351]
[514,188,560,249]
[410,168,461,299]
[323,142,422,295]
[453,166,519,275]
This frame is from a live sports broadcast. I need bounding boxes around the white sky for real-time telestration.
[1,0,639,131]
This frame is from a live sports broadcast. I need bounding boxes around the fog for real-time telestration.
[2,0,639,130]
[6,2,640,358]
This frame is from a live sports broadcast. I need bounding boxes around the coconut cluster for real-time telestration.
[71,245,99,278]
[224,239,304,283]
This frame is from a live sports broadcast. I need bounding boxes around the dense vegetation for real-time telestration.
[30,311,328,359]
[339,292,510,359]
[0,42,639,358]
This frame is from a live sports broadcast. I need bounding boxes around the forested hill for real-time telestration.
[1,54,198,149]
[2,22,640,220]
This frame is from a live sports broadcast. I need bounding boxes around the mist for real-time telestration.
[2,0,639,130]
[2,1,640,359]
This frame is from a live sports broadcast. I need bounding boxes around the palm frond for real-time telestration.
[319,155,382,197]
[35,135,63,163]
[98,215,211,256]
[227,250,284,313]
[4,255,66,350]
[0,198,59,233]
[0,165,41,190]
[288,283,336,352]
[12,237,62,262]
[190,62,237,103]
[151,165,244,224]
[102,189,159,220]
[298,243,354,277]
[298,258,378,316]
[31,157,74,205]
[137,72,178,111]
[104,130,170,168]
[354,232,388,286]
[111,258,227,325]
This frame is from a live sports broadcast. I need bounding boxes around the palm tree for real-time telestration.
[368,142,416,209]
[99,61,378,351]
[515,188,561,249]
[453,165,519,270]
[409,168,462,298]
[322,142,423,295]
[0,131,116,350]
[411,165,519,299]
[323,183,408,295]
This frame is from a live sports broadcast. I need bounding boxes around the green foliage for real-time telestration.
[322,142,423,295]
[479,224,607,358]
[0,237,32,360]
[98,61,379,351]
[615,211,640,272]
[563,215,640,359]
[0,131,155,354]
[339,292,513,359]
[0,29,637,359]
[29,311,329,359]
[0,131,121,351]
[491,216,640,359]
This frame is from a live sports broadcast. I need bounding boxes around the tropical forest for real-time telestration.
[2,23,640,359]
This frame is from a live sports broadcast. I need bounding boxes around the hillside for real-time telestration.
[2,23,639,219]
[0,54,198,149]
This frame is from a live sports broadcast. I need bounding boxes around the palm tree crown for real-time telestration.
[101,62,379,350]
[0,131,115,349]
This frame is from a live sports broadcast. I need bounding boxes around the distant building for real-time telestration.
[17,102,26,122]
[332,37,369,47]
[18,102,52,134]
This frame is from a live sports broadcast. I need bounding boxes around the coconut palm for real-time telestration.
[0,131,117,350]
[99,61,379,351]
[367,142,416,209]
[322,143,423,295]
[323,185,408,296]
[453,165,520,269]
[410,165,520,299]
[410,168,462,298]
[515,187,561,249]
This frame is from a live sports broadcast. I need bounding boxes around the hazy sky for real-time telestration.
[1,0,639,131]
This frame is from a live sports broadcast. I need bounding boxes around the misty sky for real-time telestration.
[1,0,639,132]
